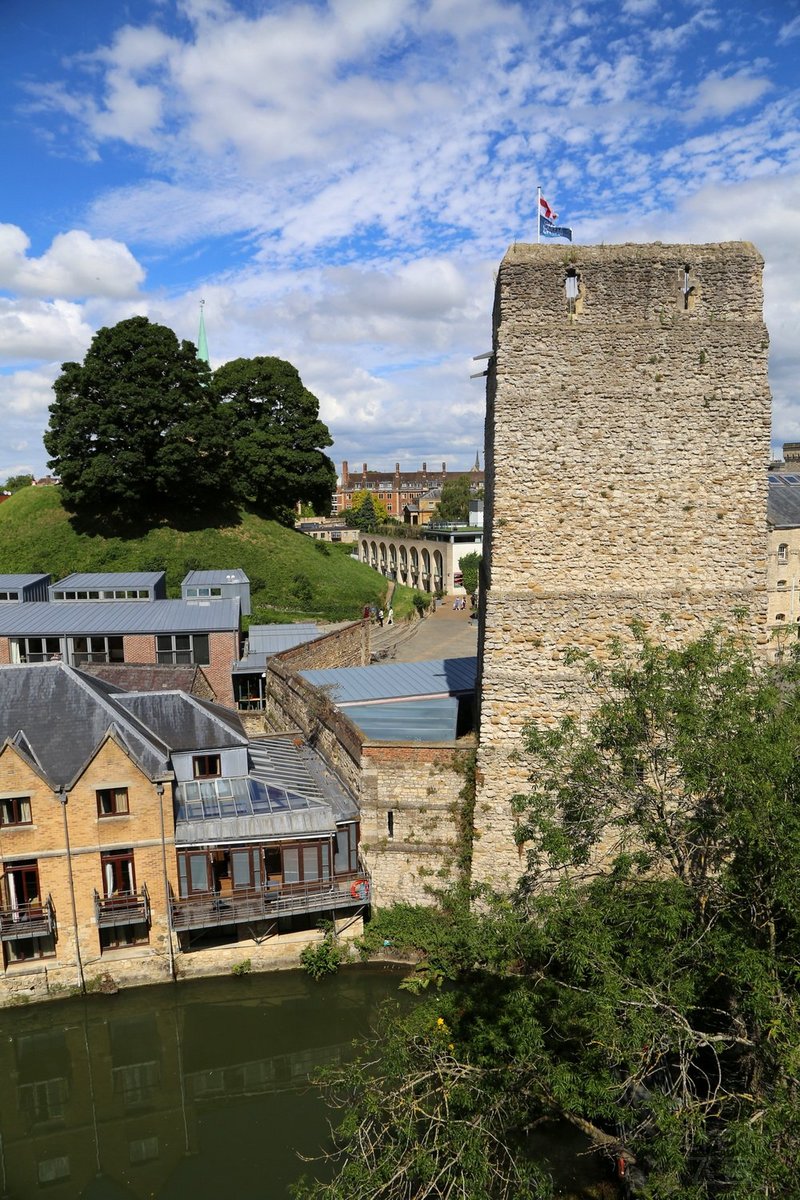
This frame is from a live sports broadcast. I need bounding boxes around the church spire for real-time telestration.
[472,449,481,471]
[197,298,209,364]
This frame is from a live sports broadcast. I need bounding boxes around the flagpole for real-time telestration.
[536,185,541,244]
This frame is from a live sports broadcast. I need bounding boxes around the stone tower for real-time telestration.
[472,242,771,888]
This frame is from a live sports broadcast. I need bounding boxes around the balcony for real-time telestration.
[94,884,150,928]
[0,896,56,941]
[169,872,371,933]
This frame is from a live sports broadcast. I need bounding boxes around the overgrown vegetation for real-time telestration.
[0,486,412,622]
[297,629,800,1199]
[300,925,345,979]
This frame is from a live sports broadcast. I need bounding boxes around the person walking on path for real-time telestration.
[378,608,384,627]
[387,606,394,626]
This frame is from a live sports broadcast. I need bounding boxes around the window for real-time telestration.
[0,590,19,601]
[185,586,222,598]
[778,543,789,564]
[778,579,788,590]
[70,636,124,665]
[101,850,135,897]
[37,1157,70,1184]
[156,633,210,665]
[192,754,221,779]
[129,1137,159,1164]
[97,787,129,817]
[775,613,786,622]
[10,637,61,664]
[0,796,32,826]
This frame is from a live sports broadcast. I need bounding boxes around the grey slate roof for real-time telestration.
[0,598,240,636]
[182,569,249,585]
[51,571,166,590]
[78,662,213,696]
[114,691,248,751]
[0,662,170,788]
[767,485,800,529]
[300,656,477,704]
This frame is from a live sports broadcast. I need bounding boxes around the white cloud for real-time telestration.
[688,72,772,122]
[0,226,145,299]
[0,298,94,364]
[778,14,800,43]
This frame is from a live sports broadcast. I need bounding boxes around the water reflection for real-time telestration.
[0,968,405,1200]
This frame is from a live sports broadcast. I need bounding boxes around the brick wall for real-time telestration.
[473,242,771,889]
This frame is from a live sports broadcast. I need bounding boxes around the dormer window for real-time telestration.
[193,754,221,779]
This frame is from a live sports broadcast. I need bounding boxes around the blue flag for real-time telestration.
[539,214,573,242]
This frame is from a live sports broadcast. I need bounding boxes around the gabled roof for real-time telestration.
[0,663,171,788]
[114,691,248,751]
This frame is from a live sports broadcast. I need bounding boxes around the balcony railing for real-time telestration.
[169,872,371,933]
[94,884,150,928]
[0,895,56,941]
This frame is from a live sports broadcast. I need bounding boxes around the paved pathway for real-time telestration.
[374,600,478,663]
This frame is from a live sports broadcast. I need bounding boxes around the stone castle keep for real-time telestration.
[472,242,772,887]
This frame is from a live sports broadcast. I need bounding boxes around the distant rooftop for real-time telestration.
[0,574,51,588]
[52,571,166,590]
[182,569,249,586]
[300,656,476,704]
[0,598,240,636]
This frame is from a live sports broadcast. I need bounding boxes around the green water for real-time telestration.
[0,968,612,1200]
[0,968,407,1200]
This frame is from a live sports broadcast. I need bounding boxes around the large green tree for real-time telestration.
[432,475,472,524]
[296,630,800,1200]
[214,356,335,521]
[44,317,230,526]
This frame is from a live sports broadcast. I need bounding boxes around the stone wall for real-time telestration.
[473,242,771,889]
[359,741,473,906]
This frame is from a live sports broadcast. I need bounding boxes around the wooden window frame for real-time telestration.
[96,787,130,818]
[0,795,32,826]
[192,754,221,779]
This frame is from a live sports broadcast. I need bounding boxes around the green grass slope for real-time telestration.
[0,487,413,624]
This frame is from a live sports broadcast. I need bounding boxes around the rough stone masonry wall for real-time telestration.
[359,742,474,907]
[472,242,771,890]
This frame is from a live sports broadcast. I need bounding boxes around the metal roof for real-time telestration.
[342,697,459,741]
[234,625,321,671]
[115,692,248,751]
[0,574,50,589]
[768,485,800,529]
[300,656,477,704]
[0,598,240,636]
[51,571,166,589]
[183,569,249,585]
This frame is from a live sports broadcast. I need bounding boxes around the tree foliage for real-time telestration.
[297,631,800,1199]
[44,317,230,527]
[4,474,33,492]
[432,476,472,524]
[459,552,482,596]
[214,355,335,522]
[346,490,388,531]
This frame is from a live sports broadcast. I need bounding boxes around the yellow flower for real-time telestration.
[437,1017,445,1027]
[448,1043,454,1050]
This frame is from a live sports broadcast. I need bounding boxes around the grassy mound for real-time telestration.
[0,487,417,623]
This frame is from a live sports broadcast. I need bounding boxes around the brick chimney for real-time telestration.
[442,461,447,474]
[341,460,349,487]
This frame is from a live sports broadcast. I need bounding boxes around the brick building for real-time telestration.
[333,458,483,519]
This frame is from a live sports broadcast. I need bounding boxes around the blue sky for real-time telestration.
[1,0,799,481]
